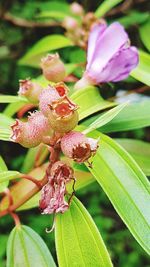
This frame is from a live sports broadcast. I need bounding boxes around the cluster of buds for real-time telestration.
[10,53,99,216]
[62,2,103,49]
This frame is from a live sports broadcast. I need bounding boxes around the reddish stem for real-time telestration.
[17,103,36,118]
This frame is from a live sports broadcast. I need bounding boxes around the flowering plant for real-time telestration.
[0,1,150,266]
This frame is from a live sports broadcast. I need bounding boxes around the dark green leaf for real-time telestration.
[139,18,150,51]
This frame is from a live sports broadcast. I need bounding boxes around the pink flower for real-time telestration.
[75,22,139,89]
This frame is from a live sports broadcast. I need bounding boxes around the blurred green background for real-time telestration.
[0,0,149,266]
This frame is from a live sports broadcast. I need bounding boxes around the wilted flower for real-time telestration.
[18,78,43,104]
[39,161,74,214]
[41,53,66,82]
[75,22,139,89]
[61,131,98,163]
[11,111,52,148]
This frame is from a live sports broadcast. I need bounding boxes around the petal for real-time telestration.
[88,22,129,76]
[87,23,107,69]
[92,46,139,83]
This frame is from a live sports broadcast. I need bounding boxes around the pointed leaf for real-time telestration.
[83,102,128,134]
[71,86,115,121]
[95,0,123,18]
[0,95,27,103]
[86,132,150,255]
[7,225,56,267]
[0,171,21,183]
[115,138,150,176]
[139,19,150,51]
[55,197,113,267]
[131,50,150,86]
[0,156,8,192]
[19,35,73,67]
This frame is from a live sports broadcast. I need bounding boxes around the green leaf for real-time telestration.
[0,95,27,103]
[55,197,113,267]
[0,114,14,141]
[0,156,8,192]
[95,0,123,18]
[71,86,115,121]
[0,171,21,183]
[4,102,27,117]
[19,35,73,67]
[115,138,150,176]
[86,132,150,254]
[37,10,68,20]
[118,11,149,28]
[98,100,150,132]
[83,102,128,134]
[139,18,150,51]
[7,225,56,267]
[131,50,150,86]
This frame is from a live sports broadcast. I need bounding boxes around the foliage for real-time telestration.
[0,0,150,266]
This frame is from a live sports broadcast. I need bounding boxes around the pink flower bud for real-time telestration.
[11,111,52,148]
[39,161,74,214]
[70,2,84,16]
[18,78,43,104]
[62,16,78,31]
[41,53,66,82]
[48,98,79,133]
[61,131,98,163]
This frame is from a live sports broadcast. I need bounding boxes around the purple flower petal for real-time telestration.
[92,46,139,83]
[87,22,129,76]
[87,23,107,69]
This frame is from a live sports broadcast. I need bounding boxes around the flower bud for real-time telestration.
[62,16,78,31]
[61,131,98,163]
[11,111,52,148]
[70,2,84,16]
[48,98,79,133]
[18,78,43,104]
[41,53,66,82]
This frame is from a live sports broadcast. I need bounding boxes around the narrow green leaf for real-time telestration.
[37,10,68,20]
[0,156,8,192]
[95,0,123,18]
[4,102,27,117]
[83,102,128,134]
[139,18,150,51]
[7,225,56,267]
[0,114,14,141]
[55,197,113,267]
[115,138,150,176]
[71,86,115,121]
[98,100,150,132]
[19,35,73,67]
[0,95,27,103]
[131,50,150,86]
[118,11,149,28]
[0,171,21,183]
[86,132,150,254]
